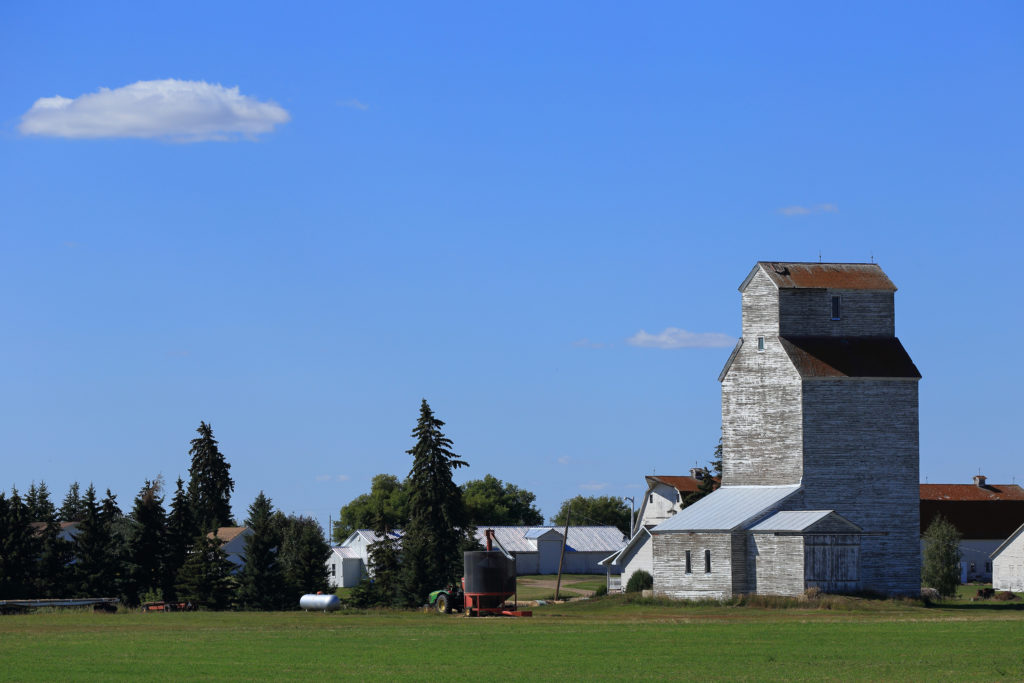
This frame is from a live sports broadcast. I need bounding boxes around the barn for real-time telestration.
[651,262,921,598]
[991,521,1024,592]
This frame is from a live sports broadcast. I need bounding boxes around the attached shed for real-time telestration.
[747,511,862,595]
[327,547,365,588]
[991,522,1024,592]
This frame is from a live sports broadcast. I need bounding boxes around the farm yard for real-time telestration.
[2,595,1023,680]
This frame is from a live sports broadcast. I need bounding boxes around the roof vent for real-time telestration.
[772,264,789,275]
[974,474,987,488]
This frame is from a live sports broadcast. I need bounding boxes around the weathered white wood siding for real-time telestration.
[741,267,779,338]
[640,483,681,526]
[993,533,1024,592]
[618,536,654,588]
[778,289,895,337]
[797,379,920,595]
[653,532,741,599]
[721,338,803,486]
[746,535,805,595]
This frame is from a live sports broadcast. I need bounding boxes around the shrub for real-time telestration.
[625,570,653,593]
[921,514,961,597]
[594,584,608,597]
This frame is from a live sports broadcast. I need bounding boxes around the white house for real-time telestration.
[599,473,714,591]
[991,522,1024,592]
[208,526,253,572]
[327,546,366,588]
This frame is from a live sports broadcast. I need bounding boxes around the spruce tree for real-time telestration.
[73,485,116,597]
[126,479,168,604]
[175,534,235,610]
[186,422,235,533]
[236,492,286,610]
[164,477,195,602]
[365,504,404,606]
[59,482,85,522]
[30,481,57,523]
[0,490,38,599]
[400,400,469,605]
[34,518,73,598]
[279,515,331,602]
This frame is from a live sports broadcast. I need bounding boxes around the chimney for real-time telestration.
[973,474,987,488]
[690,467,706,480]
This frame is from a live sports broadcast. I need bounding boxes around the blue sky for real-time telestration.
[2,2,1021,531]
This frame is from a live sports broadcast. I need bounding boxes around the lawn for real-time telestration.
[3,597,1024,680]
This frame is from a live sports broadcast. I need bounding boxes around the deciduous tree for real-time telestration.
[333,474,409,543]
[461,475,543,526]
[552,495,631,535]
[922,514,962,597]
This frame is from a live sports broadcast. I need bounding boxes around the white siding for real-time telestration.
[993,532,1024,592]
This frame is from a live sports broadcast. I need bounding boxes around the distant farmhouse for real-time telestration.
[328,526,626,589]
[645,262,921,597]
[207,526,253,573]
[991,521,1024,592]
[921,476,1024,583]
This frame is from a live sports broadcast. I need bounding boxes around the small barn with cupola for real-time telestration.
[651,262,921,598]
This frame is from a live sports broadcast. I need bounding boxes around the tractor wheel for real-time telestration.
[436,593,451,614]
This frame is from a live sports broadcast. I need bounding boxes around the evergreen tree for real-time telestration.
[165,477,196,602]
[59,482,85,522]
[73,484,116,597]
[922,514,962,597]
[279,515,331,602]
[174,534,236,610]
[400,400,469,605]
[236,492,286,610]
[126,479,168,605]
[0,490,38,599]
[363,503,404,606]
[100,488,132,602]
[186,422,235,533]
[28,481,57,523]
[33,517,73,598]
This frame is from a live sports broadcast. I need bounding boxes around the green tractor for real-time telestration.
[427,583,464,614]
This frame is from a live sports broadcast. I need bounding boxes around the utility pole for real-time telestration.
[555,505,570,601]
[624,496,635,536]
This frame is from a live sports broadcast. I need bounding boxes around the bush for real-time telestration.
[922,514,962,597]
[594,584,608,597]
[625,570,653,593]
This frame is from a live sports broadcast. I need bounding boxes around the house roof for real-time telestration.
[29,521,80,536]
[651,485,801,533]
[779,336,921,379]
[207,526,251,544]
[742,262,897,292]
[646,475,714,494]
[475,526,627,553]
[991,521,1024,559]
[747,510,861,533]
[599,527,652,566]
[331,546,361,559]
[351,529,405,545]
[920,484,1024,502]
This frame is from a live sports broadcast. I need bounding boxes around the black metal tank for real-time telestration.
[463,551,516,608]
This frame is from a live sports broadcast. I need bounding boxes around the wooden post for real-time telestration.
[555,506,570,601]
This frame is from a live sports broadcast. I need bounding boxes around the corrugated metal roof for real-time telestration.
[753,262,897,291]
[748,510,843,532]
[780,336,921,379]
[354,530,405,544]
[651,485,801,533]
[477,526,627,553]
[920,484,1024,501]
[331,547,361,559]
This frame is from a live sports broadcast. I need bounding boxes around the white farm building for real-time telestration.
[991,522,1024,593]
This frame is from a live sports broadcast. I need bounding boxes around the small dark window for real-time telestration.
[831,296,841,320]
[757,336,765,351]
[685,550,692,574]
[704,549,711,573]
[649,494,654,504]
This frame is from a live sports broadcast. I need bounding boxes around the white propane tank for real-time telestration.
[299,593,341,612]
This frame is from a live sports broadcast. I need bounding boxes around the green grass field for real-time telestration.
[3,596,1023,680]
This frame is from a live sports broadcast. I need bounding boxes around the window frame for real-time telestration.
[831,295,841,321]
[685,550,692,574]
[757,336,765,352]
[704,549,711,573]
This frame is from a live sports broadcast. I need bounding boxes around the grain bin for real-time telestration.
[461,529,531,616]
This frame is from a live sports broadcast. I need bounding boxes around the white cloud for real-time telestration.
[19,79,290,141]
[557,456,571,465]
[335,474,350,482]
[779,203,839,216]
[315,474,332,482]
[579,481,608,491]
[627,327,735,349]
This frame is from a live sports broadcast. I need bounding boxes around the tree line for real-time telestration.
[0,421,330,610]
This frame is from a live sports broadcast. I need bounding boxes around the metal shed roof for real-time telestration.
[651,485,801,533]
[477,526,627,553]
[747,510,861,532]
[743,262,897,292]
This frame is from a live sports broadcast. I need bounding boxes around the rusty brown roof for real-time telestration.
[207,526,250,544]
[646,475,720,493]
[756,262,896,291]
[920,484,1024,502]
[779,336,921,378]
